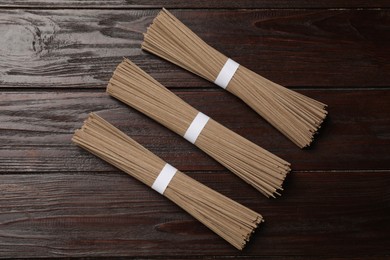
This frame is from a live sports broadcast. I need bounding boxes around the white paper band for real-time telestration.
[152,163,177,195]
[183,112,210,144]
[214,58,240,89]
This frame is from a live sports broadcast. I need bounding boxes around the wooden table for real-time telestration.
[1,1,389,259]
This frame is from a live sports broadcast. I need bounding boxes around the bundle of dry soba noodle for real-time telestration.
[72,113,263,250]
[142,8,328,148]
[106,58,291,198]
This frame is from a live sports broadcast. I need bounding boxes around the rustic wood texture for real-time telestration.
[0,90,390,173]
[1,0,390,8]
[0,10,389,89]
[0,3,389,259]
[0,171,389,258]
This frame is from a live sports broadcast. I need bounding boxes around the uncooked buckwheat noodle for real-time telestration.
[141,8,328,148]
[106,58,290,198]
[72,113,263,250]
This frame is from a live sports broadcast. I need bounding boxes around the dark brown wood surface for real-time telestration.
[1,10,389,89]
[1,0,390,8]
[0,2,389,259]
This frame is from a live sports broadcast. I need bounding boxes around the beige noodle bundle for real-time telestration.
[106,58,290,198]
[72,113,263,250]
[142,8,328,148]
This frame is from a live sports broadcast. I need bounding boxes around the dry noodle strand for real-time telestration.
[142,8,328,148]
[107,58,291,198]
[72,113,263,250]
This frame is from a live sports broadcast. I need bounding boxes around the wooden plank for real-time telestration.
[0,171,388,257]
[1,90,389,172]
[0,9,389,89]
[0,0,389,9]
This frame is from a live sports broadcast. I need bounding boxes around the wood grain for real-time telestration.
[0,171,388,258]
[0,0,389,9]
[1,90,389,173]
[0,3,389,259]
[0,10,389,89]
